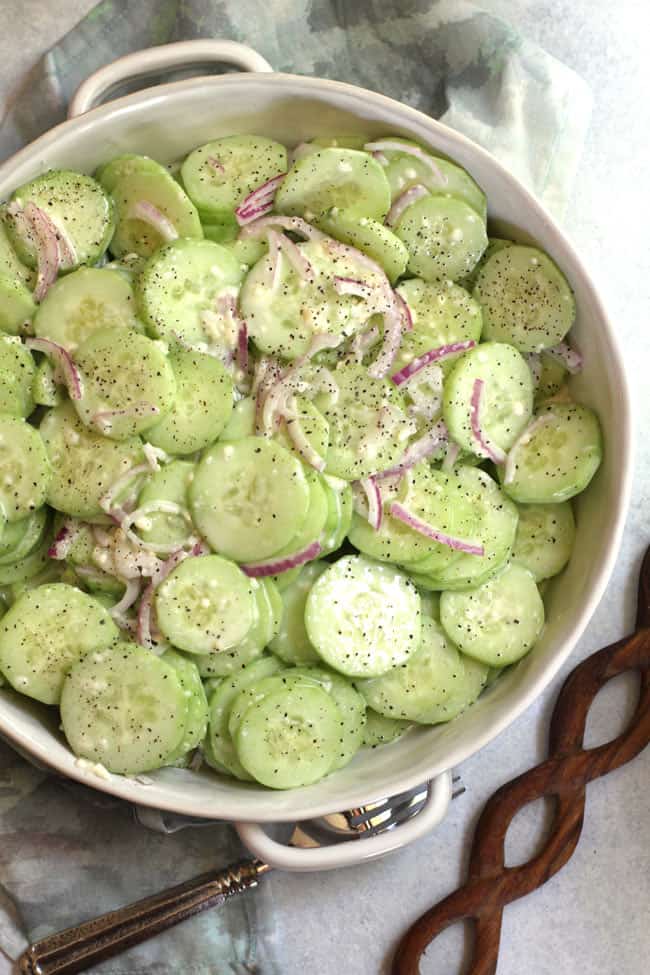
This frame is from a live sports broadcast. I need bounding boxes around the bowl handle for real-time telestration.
[67,39,273,118]
[234,771,453,873]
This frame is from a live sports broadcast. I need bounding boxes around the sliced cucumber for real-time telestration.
[0,583,118,704]
[356,617,488,723]
[363,709,412,747]
[0,416,50,521]
[95,153,170,192]
[474,245,576,352]
[207,654,283,780]
[32,359,63,407]
[536,353,567,402]
[240,238,385,360]
[195,578,280,677]
[275,148,391,221]
[314,361,414,480]
[73,327,176,440]
[156,554,257,654]
[8,169,114,269]
[443,341,534,455]
[512,501,575,581]
[319,479,353,557]
[290,664,366,770]
[181,136,287,222]
[459,237,513,292]
[0,220,34,287]
[272,469,328,564]
[60,642,188,774]
[107,168,202,258]
[0,506,47,565]
[0,532,51,586]
[393,278,483,376]
[440,562,544,666]
[268,562,326,665]
[160,649,209,765]
[380,139,487,219]
[395,195,487,282]
[0,336,35,417]
[145,349,233,455]
[136,238,244,348]
[137,459,194,551]
[190,437,310,561]
[40,401,143,519]
[0,273,36,333]
[221,237,268,269]
[315,208,408,283]
[305,554,421,677]
[33,267,141,353]
[235,682,343,789]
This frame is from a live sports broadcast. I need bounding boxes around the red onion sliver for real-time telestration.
[25,337,83,399]
[371,149,389,166]
[284,402,327,472]
[394,291,413,332]
[391,339,476,386]
[235,200,274,226]
[368,300,405,379]
[544,341,583,374]
[385,184,430,227]
[503,414,556,486]
[48,520,81,560]
[99,463,152,516]
[235,173,286,226]
[357,476,383,531]
[238,215,326,241]
[110,578,141,621]
[277,234,314,282]
[349,324,380,362]
[375,420,448,479]
[441,440,461,472]
[333,276,375,300]
[130,201,178,242]
[120,501,196,554]
[364,141,447,186]
[240,540,322,578]
[469,378,507,464]
[390,502,484,555]
[207,156,225,174]
[23,204,60,301]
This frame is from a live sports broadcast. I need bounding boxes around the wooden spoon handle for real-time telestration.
[393,625,650,975]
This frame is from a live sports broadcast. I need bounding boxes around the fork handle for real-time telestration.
[17,858,268,975]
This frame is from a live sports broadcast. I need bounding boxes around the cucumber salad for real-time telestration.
[0,133,602,790]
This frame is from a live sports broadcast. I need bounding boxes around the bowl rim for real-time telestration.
[0,71,634,822]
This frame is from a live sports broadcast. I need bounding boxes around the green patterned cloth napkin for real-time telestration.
[0,2,591,972]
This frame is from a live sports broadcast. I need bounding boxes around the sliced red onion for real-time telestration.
[207,155,225,174]
[22,204,59,301]
[238,215,326,241]
[368,299,405,379]
[333,276,375,300]
[48,519,81,560]
[93,402,161,435]
[469,379,506,464]
[349,324,380,362]
[237,320,249,374]
[130,201,178,242]
[441,441,461,471]
[99,463,152,517]
[544,341,583,374]
[235,173,286,226]
[371,149,389,166]
[234,200,274,226]
[503,414,556,485]
[390,502,484,555]
[375,420,448,479]
[25,337,83,399]
[143,443,168,471]
[264,229,283,291]
[240,540,322,578]
[385,184,430,228]
[277,234,314,282]
[391,339,476,386]
[356,477,383,530]
[284,399,326,472]
[525,352,542,387]
[364,141,447,187]
[110,578,141,621]
[394,291,413,332]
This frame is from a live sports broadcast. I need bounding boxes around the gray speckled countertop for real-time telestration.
[1,1,648,972]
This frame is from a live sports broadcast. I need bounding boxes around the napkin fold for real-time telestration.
[0,1,592,972]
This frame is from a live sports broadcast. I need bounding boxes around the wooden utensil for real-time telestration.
[393,545,650,975]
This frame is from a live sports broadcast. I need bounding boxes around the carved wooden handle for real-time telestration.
[393,545,650,975]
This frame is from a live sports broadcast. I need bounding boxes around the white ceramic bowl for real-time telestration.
[0,41,632,868]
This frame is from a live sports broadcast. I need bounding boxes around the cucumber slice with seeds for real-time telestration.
[107,169,202,258]
[440,562,544,667]
[512,501,575,581]
[8,170,114,269]
[0,416,50,522]
[380,139,487,220]
[40,401,143,519]
[0,583,118,704]
[395,194,487,282]
[499,403,602,503]
[196,579,281,677]
[0,336,35,417]
[61,641,188,775]
[136,238,244,349]
[145,349,233,455]
[289,664,366,770]
[73,327,176,441]
[33,267,141,353]
[305,554,421,677]
[474,245,575,353]
[190,437,310,562]
[275,148,391,221]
